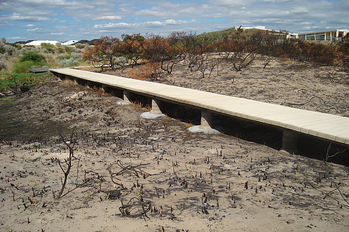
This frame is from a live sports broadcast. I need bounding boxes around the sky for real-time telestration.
[0,0,348,43]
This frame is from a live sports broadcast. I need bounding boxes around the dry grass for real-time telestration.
[127,62,159,80]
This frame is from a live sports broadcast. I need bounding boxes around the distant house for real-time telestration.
[74,39,98,45]
[298,29,349,42]
[24,40,78,46]
[240,26,298,39]
[25,40,59,46]
[61,40,78,46]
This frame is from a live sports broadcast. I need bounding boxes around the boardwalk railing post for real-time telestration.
[282,129,298,153]
[150,99,162,114]
[200,110,213,129]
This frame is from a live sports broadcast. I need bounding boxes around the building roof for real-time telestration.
[298,29,349,35]
[24,40,78,46]
[25,40,59,46]
[61,40,78,46]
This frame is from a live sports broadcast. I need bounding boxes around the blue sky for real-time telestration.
[0,0,348,43]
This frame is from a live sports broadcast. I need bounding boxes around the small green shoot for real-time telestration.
[34,180,39,191]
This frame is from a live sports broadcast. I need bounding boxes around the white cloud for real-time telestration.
[165,19,177,25]
[94,19,196,29]
[212,0,255,7]
[4,13,50,22]
[94,16,122,21]
[50,32,66,35]
[94,22,134,29]
[1,0,349,42]
[27,28,50,33]
[17,0,94,10]
[9,37,25,40]
[52,18,66,23]
[0,21,14,27]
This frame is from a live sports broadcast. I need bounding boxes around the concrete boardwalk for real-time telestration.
[50,68,349,150]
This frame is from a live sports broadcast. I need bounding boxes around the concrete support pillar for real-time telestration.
[87,81,94,88]
[102,85,108,93]
[282,129,298,153]
[200,110,213,130]
[150,99,162,114]
[74,78,78,84]
[123,90,132,103]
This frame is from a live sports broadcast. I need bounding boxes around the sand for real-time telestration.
[1,56,349,231]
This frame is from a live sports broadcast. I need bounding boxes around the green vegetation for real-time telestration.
[55,54,73,60]
[40,42,56,53]
[0,72,53,91]
[19,51,46,63]
[0,96,15,105]
[12,51,46,73]
[55,53,79,67]
[196,28,237,43]
[0,61,7,71]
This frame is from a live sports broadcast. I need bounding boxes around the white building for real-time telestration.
[61,40,78,46]
[25,40,78,46]
[298,29,349,42]
[25,40,59,46]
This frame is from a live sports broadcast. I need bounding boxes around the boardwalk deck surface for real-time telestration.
[50,68,349,146]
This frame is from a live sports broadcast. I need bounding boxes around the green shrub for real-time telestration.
[55,53,79,66]
[64,46,73,54]
[12,61,37,73]
[7,43,21,50]
[20,51,46,63]
[71,52,82,60]
[85,45,94,50]
[23,45,35,48]
[0,61,7,71]
[75,43,85,49]
[56,54,73,60]
[40,42,55,53]
[55,57,79,67]
[0,46,5,54]
[0,72,53,91]
[0,38,21,55]
[56,47,65,54]
[13,51,46,73]
[0,44,19,56]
